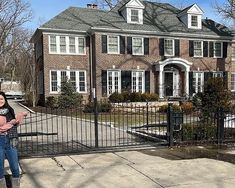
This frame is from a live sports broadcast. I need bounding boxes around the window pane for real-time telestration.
[108,36,118,53]
[231,74,235,90]
[51,71,57,92]
[214,42,222,57]
[107,71,120,95]
[191,15,198,27]
[79,72,85,92]
[132,71,144,93]
[132,38,143,55]
[232,44,235,60]
[50,36,57,53]
[61,71,67,86]
[69,37,76,53]
[70,71,76,91]
[165,39,173,56]
[78,38,85,54]
[194,41,202,56]
[131,9,139,22]
[60,36,66,53]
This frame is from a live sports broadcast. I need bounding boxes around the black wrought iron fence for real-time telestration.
[17,102,235,158]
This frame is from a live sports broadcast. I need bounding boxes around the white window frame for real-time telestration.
[107,70,121,96]
[232,43,235,61]
[132,37,144,55]
[164,39,174,56]
[132,71,145,93]
[107,35,120,54]
[231,73,235,91]
[130,9,139,23]
[48,35,86,55]
[214,42,222,58]
[191,15,198,27]
[193,41,203,57]
[49,70,87,93]
[193,72,204,93]
[213,72,223,78]
[49,35,57,53]
[69,36,76,53]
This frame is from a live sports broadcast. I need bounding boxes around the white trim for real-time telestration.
[193,40,203,57]
[232,43,235,61]
[132,37,144,55]
[231,73,235,91]
[107,70,121,96]
[107,35,120,54]
[131,70,145,93]
[192,72,204,93]
[48,35,86,55]
[164,39,175,56]
[213,41,223,58]
[49,70,87,94]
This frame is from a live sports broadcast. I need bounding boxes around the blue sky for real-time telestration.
[27,0,226,30]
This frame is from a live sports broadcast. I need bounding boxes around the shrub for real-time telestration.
[130,92,142,102]
[83,101,112,113]
[158,104,181,113]
[180,102,193,114]
[46,96,58,108]
[109,92,124,103]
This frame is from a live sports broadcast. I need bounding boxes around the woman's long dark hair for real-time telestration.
[0,91,15,119]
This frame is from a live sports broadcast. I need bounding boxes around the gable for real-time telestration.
[187,4,203,14]
[125,0,145,9]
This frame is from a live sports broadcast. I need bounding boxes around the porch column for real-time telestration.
[159,66,164,98]
[185,67,190,97]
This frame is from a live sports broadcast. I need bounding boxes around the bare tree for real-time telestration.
[0,0,32,56]
[214,0,235,25]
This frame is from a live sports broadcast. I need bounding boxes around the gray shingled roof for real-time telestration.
[39,0,232,37]
[40,7,107,31]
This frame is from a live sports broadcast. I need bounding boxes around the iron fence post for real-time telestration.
[146,101,149,131]
[93,88,99,148]
[217,107,224,145]
[167,103,173,147]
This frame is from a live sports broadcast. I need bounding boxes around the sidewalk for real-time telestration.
[19,149,235,188]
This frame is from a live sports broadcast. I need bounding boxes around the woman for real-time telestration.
[0,92,27,188]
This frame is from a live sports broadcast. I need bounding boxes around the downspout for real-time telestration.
[88,32,93,101]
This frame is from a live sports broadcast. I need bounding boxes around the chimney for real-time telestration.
[87,4,98,9]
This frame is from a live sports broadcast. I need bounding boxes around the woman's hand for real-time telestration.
[9,119,17,125]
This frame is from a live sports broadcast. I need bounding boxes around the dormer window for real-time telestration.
[119,0,145,24]
[131,9,139,22]
[178,4,203,29]
[191,15,198,27]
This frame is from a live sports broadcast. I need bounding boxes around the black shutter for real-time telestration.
[120,36,125,54]
[209,42,214,57]
[101,35,107,53]
[203,41,208,57]
[145,71,150,93]
[159,38,164,56]
[223,42,228,58]
[127,37,132,54]
[223,71,228,88]
[121,71,131,92]
[189,72,193,96]
[144,38,149,55]
[175,39,180,56]
[189,40,194,57]
[101,70,107,96]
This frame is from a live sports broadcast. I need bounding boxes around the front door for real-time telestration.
[164,72,173,96]
[164,70,179,97]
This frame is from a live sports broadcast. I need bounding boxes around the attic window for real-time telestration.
[191,15,198,27]
[131,9,139,22]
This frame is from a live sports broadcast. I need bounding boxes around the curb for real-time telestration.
[18,102,35,114]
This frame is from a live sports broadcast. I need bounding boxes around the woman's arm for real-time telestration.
[0,119,16,132]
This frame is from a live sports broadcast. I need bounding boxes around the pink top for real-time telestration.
[0,112,28,133]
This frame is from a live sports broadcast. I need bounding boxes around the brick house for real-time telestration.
[30,0,235,105]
